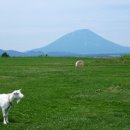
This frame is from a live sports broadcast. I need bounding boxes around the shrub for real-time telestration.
[120,54,130,64]
[1,52,10,58]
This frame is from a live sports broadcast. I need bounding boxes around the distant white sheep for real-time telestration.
[75,60,85,67]
[0,89,24,124]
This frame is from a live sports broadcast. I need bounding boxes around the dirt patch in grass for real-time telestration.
[105,86,123,94]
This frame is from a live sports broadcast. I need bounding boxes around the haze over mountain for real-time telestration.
[33,29,130,56]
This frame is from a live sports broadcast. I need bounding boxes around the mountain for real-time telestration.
[33,29,130,56]
[1,29,130,57]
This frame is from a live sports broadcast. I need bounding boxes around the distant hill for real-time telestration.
[0,49,23,56]
[32,29,130,56]
[0,49,4,54]
[24,51,44,56]
[0,49,44,57]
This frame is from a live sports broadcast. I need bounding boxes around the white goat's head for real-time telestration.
[13,89,24,103]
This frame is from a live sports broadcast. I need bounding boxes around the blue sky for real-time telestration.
[0,0,130,51]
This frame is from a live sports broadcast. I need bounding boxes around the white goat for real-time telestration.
[0,89,24,124]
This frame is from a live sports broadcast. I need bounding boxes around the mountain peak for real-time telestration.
[33,29,130,55]
[68,29,94,36]
[73,29,91,32]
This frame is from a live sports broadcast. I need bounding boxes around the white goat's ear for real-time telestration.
[19,89,22,92]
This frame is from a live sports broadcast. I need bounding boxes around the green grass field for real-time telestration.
[0,57,130,130]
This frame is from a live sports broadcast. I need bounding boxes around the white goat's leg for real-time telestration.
[5,110,9,123]
[2,109,7,125]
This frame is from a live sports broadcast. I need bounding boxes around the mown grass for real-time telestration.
[0,57,130,130]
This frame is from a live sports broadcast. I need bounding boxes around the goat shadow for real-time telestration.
[0,117,18,123]
[0,117,32,124]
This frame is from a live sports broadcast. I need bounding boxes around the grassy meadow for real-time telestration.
[0,57,130,130]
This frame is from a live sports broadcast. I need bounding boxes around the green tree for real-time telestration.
[1,52,10,58]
